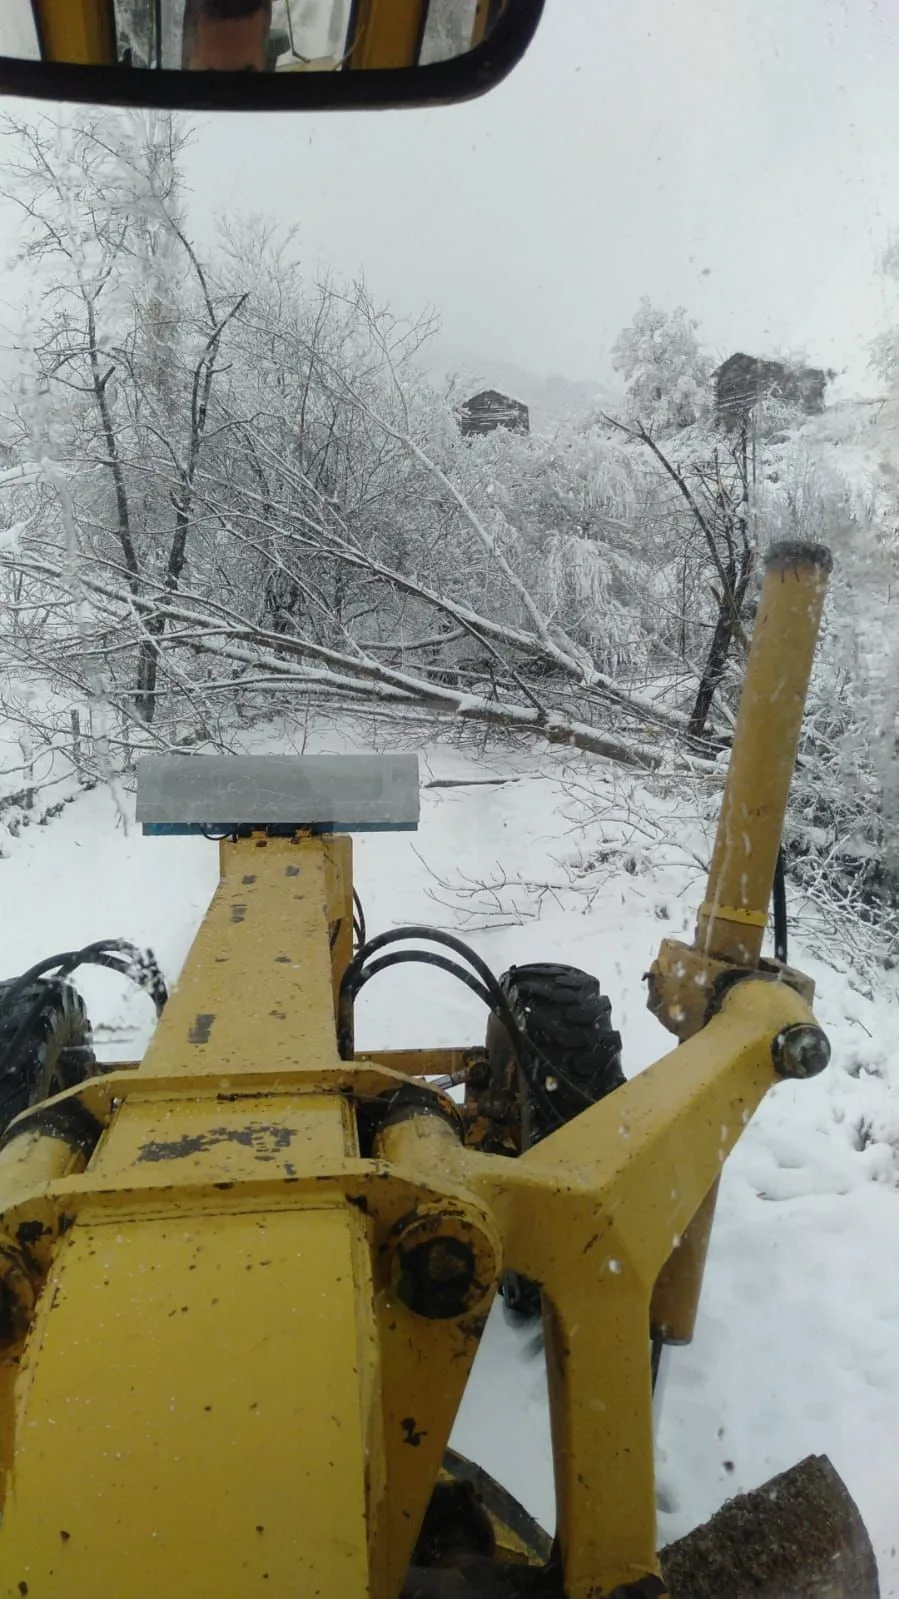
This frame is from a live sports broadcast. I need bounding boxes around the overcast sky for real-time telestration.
[2,0,899,393]
[166,0,899,392]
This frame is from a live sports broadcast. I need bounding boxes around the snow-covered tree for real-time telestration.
[0,108,892,967]
[0,109,245,723]
[869,229,899,385]
[0,111,680,773]
[611,297,711,433]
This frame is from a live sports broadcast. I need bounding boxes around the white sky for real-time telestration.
[2,1,899,391]
[172,0,899,392]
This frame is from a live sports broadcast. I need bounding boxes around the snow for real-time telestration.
[1,737,897,1590]
[0,523,25,555]
[0,783,218,1056]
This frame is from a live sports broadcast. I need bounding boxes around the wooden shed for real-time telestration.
[458,389,530,437]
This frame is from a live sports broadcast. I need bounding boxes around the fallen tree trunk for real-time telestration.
[4,551,702,774]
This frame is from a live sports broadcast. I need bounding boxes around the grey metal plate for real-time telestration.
[135,754,419,834]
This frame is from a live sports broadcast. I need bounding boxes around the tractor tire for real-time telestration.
[485,963,625,1323]
[0,978,95,1133]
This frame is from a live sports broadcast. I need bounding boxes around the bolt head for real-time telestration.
[772,1023,831,1079]
[396,1236,476,1320]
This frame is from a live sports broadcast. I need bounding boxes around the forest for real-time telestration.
[0,109,896,968]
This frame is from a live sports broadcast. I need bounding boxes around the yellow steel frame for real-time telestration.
[346,0,429,70]
[646,544,832,1349]
[0,837,822,1599]
[0,546,831,1599]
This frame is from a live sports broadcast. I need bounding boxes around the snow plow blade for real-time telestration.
[660,1454,879,1599]
[401,1453,878,1598]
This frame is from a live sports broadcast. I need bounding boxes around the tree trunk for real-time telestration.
[687,546,754,740]
[134,615,166,723]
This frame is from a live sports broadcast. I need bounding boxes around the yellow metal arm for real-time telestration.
[0,835,496,1598]
[466,976,819,1597]
[698,542,832,967]
[0,825,825,1599]
[645,542,832,1367]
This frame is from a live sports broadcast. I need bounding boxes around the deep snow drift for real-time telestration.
[0,737,896,1591]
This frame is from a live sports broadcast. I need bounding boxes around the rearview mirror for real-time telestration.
[0,0,545,111]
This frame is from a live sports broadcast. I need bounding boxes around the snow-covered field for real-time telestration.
[1,735,897,1591]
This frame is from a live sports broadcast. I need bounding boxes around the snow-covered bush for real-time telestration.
[611,297,711,433]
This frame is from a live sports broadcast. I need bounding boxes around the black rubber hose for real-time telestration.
[341,926,526,1071]
[0,939,163,1005]
[352,888,366,950]
[345,924,498,993]
[0,941,167,1085]
[351,931,595,1122]
[350,950,495,1010]
[342,927,564,1130]
[773,845,788,964]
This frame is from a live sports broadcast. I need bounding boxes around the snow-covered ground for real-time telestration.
[1,736,897,1591]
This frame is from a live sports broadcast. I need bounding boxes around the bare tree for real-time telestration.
[603,414,757,742]
[1,110,247,722]
[0,117,748,782]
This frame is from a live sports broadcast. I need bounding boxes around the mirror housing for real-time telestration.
[0,0,545,111]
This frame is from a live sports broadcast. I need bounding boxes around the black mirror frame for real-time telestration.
[0,0,545,112]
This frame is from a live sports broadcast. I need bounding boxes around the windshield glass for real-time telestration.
[0,4,895,1597]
